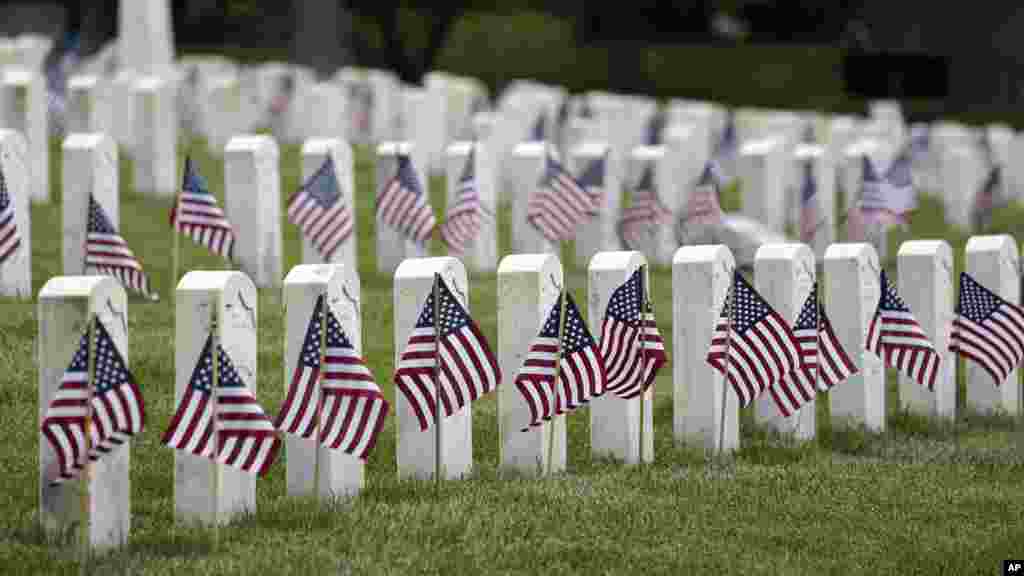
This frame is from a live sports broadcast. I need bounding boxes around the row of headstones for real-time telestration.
[41,236,1022,549]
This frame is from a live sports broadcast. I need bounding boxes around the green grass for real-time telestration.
[1,139,1023,575]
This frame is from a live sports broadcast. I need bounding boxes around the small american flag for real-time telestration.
[171,156,235,260]
[866,270,941,391]
[950,272,1024,386]
[856,154,914,232]
[576,153,606,206]
[684,162,723,227]
[162,334,281,476]
[970,165,1002,232]
[287,155,354,261]
[276,295,388,459]
[514,292,607,430]
[529,112,546,142]
[87,195,155,300]
[375,154,436,245]
[618,164,673,250]
[713,111,738,185]
[706,272,806,408]
[768,283,858,418]
[601,268,667,400]
[394,275,500,431]
[0,166,21,264]
[440,147,493,255]
[526,154,600,243]
[41,318,146,486]
[799,160,823,244]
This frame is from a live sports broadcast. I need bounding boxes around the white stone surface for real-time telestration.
[791,144,835,259]
[0,67,48,203]
[224,135,282,287]
[367,69,400,142]
[204,75,241,155]
[66,75,114,135]
[283,263,364,498]
[738,137,787,234]
[38,276,130,549]
[510,141,557,254]
[375,142,429,275]
[572,142,622,268]
[672,245,739,452]
[394,257,472,479]
[300,139,357,270]
[132,75,178,197]
[303,82,347,140]
[497,253,565,475]
[753,243,816,438]
[964,235,1020,414]
[824,243,885,430]
[111,69,138,150]
[941,144,985,229]
[626,145,667,260]
[445,141,497,271]
[665,124,707,260]
[423,73,451,176]
[118,0,174,76]
[589,251,654,463]
[0,129,30,298]
[897,240,955,418]
[174,271,259,525]
[63,133,118,276]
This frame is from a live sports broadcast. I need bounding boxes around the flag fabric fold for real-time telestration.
[87,195,156,299]
[526,154,599,243]
[866,270,941,391]
[287,155,354,262]
[440,146,493,255]
[0,166,21,265]
[618,163,673,251]
[171,156,235,260]
[600,268,667,400]
[375,154,436,245]
[950,272,1024,386]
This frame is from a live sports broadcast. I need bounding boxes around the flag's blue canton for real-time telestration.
[731,274,774,334]
[183,159,211,195]
[88,196,117,234]
[794,283,818,331]
[577,155,605,188]
[957,273,1008,323]
[562,294,595,354]
[539,295,562,338]
[93,321,131,393]
[298,295,355,368]
[0,168,11,210]
[801,162,816,204]
[888,152,913,189]
[189,336,245,391]
[414,279,470,337]
[606,269,642,323]
[397,155,424,196]
[305,157,342,207]
[67,330,89,372]
[879,270,912,314]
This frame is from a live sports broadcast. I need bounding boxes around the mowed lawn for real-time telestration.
[0,138,1022,575]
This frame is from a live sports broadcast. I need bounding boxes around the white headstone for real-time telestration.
[375,142,429,275]
[66,75,114,135]
[118,0,174,76]
[283,263,364,498]
[38,276,130,549]
[573,142,622,267]
[174,270,259,524]
[824,243,885,430]
[672,244,739,452]
[626,145,667,260]
[0,67,48,203]
[753,243,816,438]
[665,123,707,258]
[132,75,178,197]
[941,144,985,229]
[423,73,450,176]
[497,253,565,475]
[0,129,30,297]
[510,141,556,254]
[738,137,787,234]
[204,76,241,155]
[367,69,400,142]
[1008,132,1024,202]
[303,82,347,140]
[394,257,472,479]
[985,124,1013,168]
[791,143,835,259]
[667,100,718,157]
[897,240,955,418]
[111,70,138,150]
[585,92,629,163]
[300,138,357,270]
[589,251,654,463]
[445,141,497,271]
[964,235,1021,414]
[63,133,118,276]
[224,135,283,288]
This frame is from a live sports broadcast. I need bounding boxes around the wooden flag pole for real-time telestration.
[432,273,442,486]
[718,271,735,458]
[79,314,96,567]
[546,285,569,477]
[313,292,328,498]
[210,302,221,549]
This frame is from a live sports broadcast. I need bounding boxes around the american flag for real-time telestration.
[527,154,600,243]
[514,292,607,430]
[866,270,941,391]
[854,154,915,233]
[529,111,546,142]
[706,272,806,408]
[41,318,145,486]
[798,160,823,244]
[600,268,667,400]
[713,111,738,184]
[576,153,606,206]
[684,162,723,227]
[643,109,666,146]
[768,283,858,417]
[375,154,436,245]
[287,155,354,261]
[162,334,281,476]
[394,275,500,431]
[171,156,235,260]
[950,272,1024,386]
[440,147,493,255]
[0,166,21,264]
[276,295,389,459]
[970,165,1002,232]
[618,164,673,250]
[86,195,155,300]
